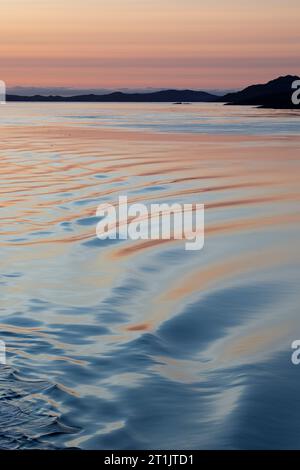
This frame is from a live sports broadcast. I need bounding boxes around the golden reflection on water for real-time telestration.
[1,124,300,306]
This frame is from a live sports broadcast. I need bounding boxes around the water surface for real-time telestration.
[0,103,300,449]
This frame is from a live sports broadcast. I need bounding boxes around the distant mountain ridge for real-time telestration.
[6,89,217,103]
[5,75,300,109]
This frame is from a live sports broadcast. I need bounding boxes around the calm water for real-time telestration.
[1,103,300,449]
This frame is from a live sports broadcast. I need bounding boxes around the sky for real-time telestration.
[1,0,299,90]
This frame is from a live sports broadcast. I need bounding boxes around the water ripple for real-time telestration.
[0,103,300,449]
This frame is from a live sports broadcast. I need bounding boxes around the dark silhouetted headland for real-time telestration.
[221,75,300,109]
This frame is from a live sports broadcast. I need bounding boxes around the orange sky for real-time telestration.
[1,0,299,89]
